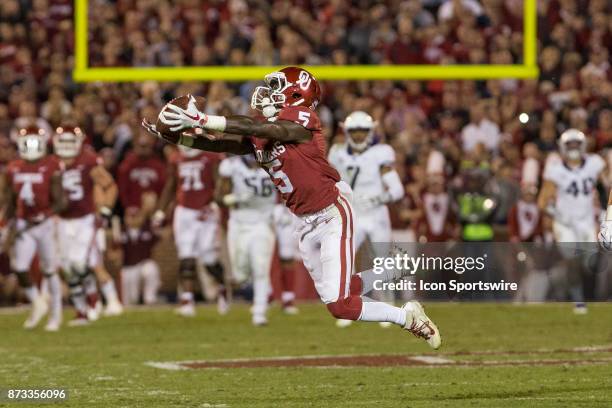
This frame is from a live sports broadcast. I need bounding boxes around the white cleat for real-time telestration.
[573,303,588,315]
[44,317,62,332]
[252,314,268,327]
[175,302,196,317]
[379,322,393,328]
[23,296,49,330]
[68,313,90,327]
[88,300,103,321]
[335,319,353,328]
[282,305,300,315]
[103,300,124,317]
[402,301,441,350]
[217,294,230,315]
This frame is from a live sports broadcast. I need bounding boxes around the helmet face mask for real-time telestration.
[343,111,376,151]
[250,86,286,118]
[53,126,84,158]
[17,127,47,161]
[250,67,320,118]
[558,129,586,161]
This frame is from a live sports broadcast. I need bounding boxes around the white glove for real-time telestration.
[159,96,204,132]
[598,220,612,251]
[222,192,253,207]
[354,192,391,210]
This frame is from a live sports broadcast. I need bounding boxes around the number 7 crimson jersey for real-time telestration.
[6,155,61,221]
[250,106,340,215]
[170,150,221,209]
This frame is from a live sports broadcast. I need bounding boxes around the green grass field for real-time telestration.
[1,303,611,407]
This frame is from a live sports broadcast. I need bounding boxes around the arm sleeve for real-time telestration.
[382,170,405,202]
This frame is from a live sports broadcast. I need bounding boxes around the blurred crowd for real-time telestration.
[0,0,610,229]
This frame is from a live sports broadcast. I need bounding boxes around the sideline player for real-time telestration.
[144,67,441,349]
[2,126,66,331]
[216,154,277,325]
[154,145,226,317]
[53,125,122,323]
[538,129,605,314]
[328,111,404,328]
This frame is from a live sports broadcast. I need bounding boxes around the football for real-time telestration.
[156,94,207,142]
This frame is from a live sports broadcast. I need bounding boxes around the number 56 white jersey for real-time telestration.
[543,153,604,224]
[218,156,278,224]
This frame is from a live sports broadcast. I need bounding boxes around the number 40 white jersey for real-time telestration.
[328,143,395,211]
[543,154,605,223]
[218,156,277,224]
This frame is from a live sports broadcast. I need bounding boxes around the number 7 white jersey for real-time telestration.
[218,156,278,224]
[328,143,395,212]
[543,154,604,222]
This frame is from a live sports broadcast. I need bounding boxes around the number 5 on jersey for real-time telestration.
[263,159,293,194]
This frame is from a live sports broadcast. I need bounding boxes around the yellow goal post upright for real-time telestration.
[73,0,538,82]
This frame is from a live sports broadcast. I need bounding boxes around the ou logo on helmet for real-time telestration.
[296,71,312,91]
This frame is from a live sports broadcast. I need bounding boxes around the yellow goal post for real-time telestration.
[73,0,538,82]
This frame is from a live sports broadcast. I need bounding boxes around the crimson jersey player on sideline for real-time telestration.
[153,145,226,317]
[1,126,66,331]
[53,125,123,324]
[144,67,441,348]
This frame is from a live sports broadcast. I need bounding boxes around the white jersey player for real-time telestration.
[539,128,605,314]
[217,155,277,326]
[328,111,404,327]
[540,129,604,241]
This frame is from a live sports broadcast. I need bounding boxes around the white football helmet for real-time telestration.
[17,126,48,161]
[558,128,586,161]
[343,111,376,151]
[53,126,84,158]
[178,144,200,158]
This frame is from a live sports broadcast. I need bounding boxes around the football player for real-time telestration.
[116,206,161,306]
[538,129,605,314]
[328,111,404,328]
[154,145,225,317]
[216,154,277,326]
[2,126,66,330]
[53,125,122,324]
[144,67,441,349]
[117,131,166,209]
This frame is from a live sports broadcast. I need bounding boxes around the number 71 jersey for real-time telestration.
[543,153,605,221]
[171,150,221,209]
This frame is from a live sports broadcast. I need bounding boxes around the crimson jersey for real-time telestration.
[118,223,159,266]
[171,150,221,209]
[58,148,102,218]
[117,152,166,208]
[6,155,61,221]
[250,106,340,215]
